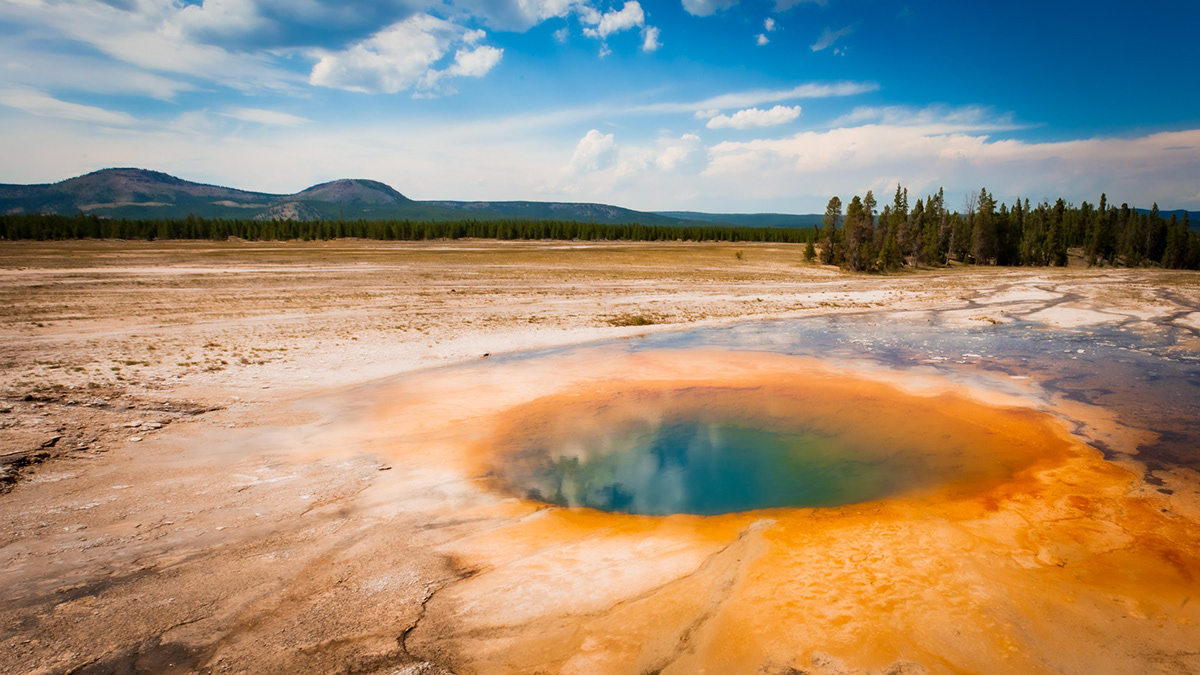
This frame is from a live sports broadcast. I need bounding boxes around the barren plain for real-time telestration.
[2,240,1199,675]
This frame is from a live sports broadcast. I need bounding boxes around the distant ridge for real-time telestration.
[656,211,824,229]
[425,200,698,228]
[0,168,723,227]
[2,168,1194,228]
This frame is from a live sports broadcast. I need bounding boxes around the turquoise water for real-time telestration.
[519,417,901,516]
[487,310,1200,477]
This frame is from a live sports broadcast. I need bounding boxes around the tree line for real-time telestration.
[812,186,1199,271]
[0,213,812,244]
[2,190,1198,272]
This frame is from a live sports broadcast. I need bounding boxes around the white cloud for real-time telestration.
[578,1,656,56]
[309,14,501,95]
[0,40,193,101]
[811,25,852,52]
[656,133,706,172]
[3,107,1199,215]
[642,26,661,52]
[177,0,272,47]
[695,108,721,120]
[599,1,645,36]
[702,125,1200,211]
[764,17,776,31]
[756,34,769,46]
[581,1,645,39]
[681,0,739,17]
[219,107,311,127]
[446,45,504,78]
[0,0,567,100]
[553,26,570,43]
[0,0,303,92]
[626,82,875,117]
[706,105,801,129]
[567,129,618,174]
[0,88,138,127]
[457,0,580,31]
[829,105,1020,132]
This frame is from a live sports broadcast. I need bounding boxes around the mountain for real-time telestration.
[3,169,1194,230]
[656,211,824,229]
[425,200,697,228]
[0,169,429,221]
[1137,208,1200,229]
[0,168,714,226]
[0,168,277,218]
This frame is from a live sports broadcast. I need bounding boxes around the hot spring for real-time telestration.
[360,329,1200,675]
[485,371,1070,516]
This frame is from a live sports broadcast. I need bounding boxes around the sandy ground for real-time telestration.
[2,240,1199,674]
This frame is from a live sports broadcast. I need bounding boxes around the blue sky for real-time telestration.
[1,0,1197,213]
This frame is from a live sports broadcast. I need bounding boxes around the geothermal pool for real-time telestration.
[344,310,1200,674]
[489,378,1068,516]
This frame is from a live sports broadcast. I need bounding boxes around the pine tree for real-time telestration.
[879,231,903,271]
[970,188,997,264]
[908,198,925,265]
[844,195,872,271]
[1048,198,1068,266]
[820,196,843,265]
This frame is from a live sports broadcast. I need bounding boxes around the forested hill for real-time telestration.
[423,200,693,228]
[1140,209,1200,228]
[2,170,1198,271]
[656,212,824,228]
[0,168,719,227]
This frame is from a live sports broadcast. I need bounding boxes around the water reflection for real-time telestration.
[488,376,1072,515]
[521,418,895,515]
[487,310,1199,474]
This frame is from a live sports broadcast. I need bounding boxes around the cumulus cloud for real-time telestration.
[567,129,618,174]
[555,130,712,199]
[706,105,801,129]
[4,108,1198,216]
[446,45,504,78]
[756,33,769,46]
[764,17,776,31]
[702,125,1200,211]
[656,133,707,172]
[309,14,501,95]
[581,1,645,39]
[0,0,565,99]
[811,25,852,52]
[681,0,739,17]
[642,26,661,52]
[578,1,658,56]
